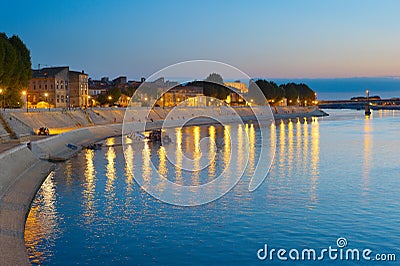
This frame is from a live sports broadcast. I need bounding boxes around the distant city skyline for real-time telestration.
[1,0,400,80]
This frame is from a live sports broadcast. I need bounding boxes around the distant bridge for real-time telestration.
[318,98,400,110]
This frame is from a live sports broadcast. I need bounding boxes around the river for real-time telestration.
[24,109,400,265]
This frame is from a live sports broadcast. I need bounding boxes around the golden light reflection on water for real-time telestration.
[105,142,117,211]
[208,125,216,179]
[156,146,167,194]
[25,173,58,264]
[247,124,256,175]
[175,128,183,184]
[303,118,309,174]
[362,116,372,195]
[83,149,96,224]
[270,122,277,168]
[142,142,151,189]
[237,124,244,175]
[309,118,320,208]
[124,143,134,195]
[296,118,302,173]
[279,121,286,171]
[269,117,320,208]
[223,125,231,178]
[287,120,294,177]
[192,126,201,185]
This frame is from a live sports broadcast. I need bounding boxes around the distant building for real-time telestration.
[101,77,110,83]
[224,81,248,94]
[113,76,127,85]
[88,88,107,96]
[158,85,204,107]
[28,66,69,108]
[69,70,89,107]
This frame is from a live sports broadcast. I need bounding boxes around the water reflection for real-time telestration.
[223,124,231,178]
[362,116,372,195]
[124,143,134,195]
[309,118,320,208]
[25,111,400,265]
[105,141,117,212]
[82,149,96,224]
[25,173,59,264]
[208,126,216,179]
[269,117,320,208]
[175,128,183,184]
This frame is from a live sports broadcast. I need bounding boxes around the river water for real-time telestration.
[24,110,400,265]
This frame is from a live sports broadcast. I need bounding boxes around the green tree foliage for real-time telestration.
[252,79,316,105]
[280,83,316,104]
[0,33,32,108]
[254,80,284,102]
[96,87,122,106]
[202,73,230,100]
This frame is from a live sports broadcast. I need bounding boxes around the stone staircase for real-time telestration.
[0,111,17,140]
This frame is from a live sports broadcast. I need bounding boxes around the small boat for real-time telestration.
[127,132,146,141]
[67,143,79,150]
[147,129,172,144]
[85,143,103,150]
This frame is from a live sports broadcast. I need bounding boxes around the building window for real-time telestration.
[39,85,41,89]
[45,85,47,90]
[57,99,60,103]
[33,85,36,90]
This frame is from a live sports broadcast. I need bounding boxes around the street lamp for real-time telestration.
[22,90,28,112]
[108,95,112,106]
[44,92,50,111]
[88,95,91,107]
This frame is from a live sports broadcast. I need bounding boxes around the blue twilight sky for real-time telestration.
[1,0,400,81]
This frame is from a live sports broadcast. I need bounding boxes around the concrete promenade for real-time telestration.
[0,105,327,265]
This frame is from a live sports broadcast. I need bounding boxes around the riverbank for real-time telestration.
[0,105,327,265]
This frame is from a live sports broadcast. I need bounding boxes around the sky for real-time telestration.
[1,0,400,81]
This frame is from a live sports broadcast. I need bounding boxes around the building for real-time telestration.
[224,81,248,94]
[28,67,69,108]
[157,85,204,107]
[69,70,89,107]
[88,88,107,96]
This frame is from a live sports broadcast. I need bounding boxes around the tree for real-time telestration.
[9,35,31,89]
[96,88,121,106]
[250,79,316,106]
[0,33,32,108]
[0,33,18,89]
[202,73,230,100]
[205,73,224,85]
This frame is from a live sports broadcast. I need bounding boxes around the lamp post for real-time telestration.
[365,89,371,116]
[108,95,112,107]
[88,95,91,108]
[22,90,28,112]
[44,93,50,111]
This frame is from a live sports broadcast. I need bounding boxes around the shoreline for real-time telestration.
[0,106,327,265]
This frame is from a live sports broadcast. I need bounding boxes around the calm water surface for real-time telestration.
[25,110,400,265]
